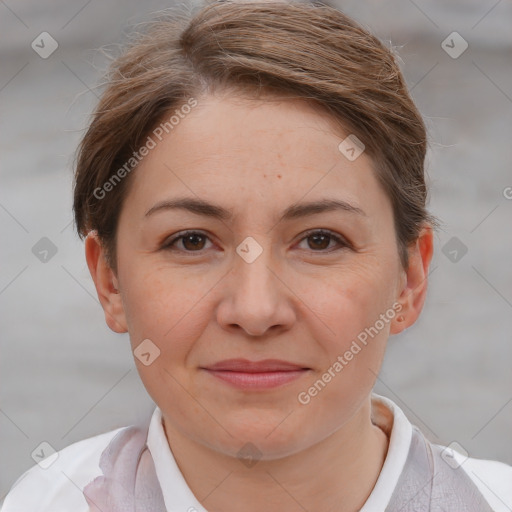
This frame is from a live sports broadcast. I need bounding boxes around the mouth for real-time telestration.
[200,359,311,390]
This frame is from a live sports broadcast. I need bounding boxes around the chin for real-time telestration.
[210,413,312,460]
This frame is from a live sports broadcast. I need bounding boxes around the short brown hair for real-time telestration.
[73,0,437,272]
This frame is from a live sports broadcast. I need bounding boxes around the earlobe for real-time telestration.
[390,225,434,335]
[85,231,128,334]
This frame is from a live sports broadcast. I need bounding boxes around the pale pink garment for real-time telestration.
[83,421,493,511]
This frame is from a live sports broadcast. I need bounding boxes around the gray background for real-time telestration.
[1,0,511,502]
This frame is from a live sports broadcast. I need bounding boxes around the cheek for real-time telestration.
[120,265,213,359]
[295,262,395,404]
[293,271,393,434]
[305,262,397,346]
[119,268,213,412]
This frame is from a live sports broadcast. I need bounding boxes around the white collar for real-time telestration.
[361,393,412,511]
[146,409,207,512]
[146,393,413,512]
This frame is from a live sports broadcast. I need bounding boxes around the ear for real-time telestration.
[390,225,434,335]
[85,231,128,333]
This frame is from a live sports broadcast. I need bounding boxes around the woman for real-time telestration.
[2,1,511,511]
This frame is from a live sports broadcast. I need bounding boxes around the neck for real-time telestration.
[162,397,389,512]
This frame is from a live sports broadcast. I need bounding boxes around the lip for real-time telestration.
[203,358,309,372]
[200,359,311,390]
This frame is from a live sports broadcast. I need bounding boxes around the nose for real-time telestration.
[215,242,296,338]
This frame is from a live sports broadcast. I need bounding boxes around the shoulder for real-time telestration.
[440,444,512,512]
[1,426,126,512]
[370,395,512,511]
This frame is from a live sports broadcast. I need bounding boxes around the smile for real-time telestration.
[200,359,311,390]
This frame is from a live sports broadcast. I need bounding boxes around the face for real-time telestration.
[88,91,430,460]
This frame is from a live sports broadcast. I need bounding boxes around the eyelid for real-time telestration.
[161,228,352,253]
[161,230,214,251]
[294,228,352,251]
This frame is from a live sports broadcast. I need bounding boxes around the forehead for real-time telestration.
[124,93,391,223]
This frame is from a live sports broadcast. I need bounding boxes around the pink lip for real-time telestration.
[201,359,310,390]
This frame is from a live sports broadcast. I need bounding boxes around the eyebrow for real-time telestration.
[144,197,366,222]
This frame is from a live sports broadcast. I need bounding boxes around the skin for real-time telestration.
[86,90,433,512]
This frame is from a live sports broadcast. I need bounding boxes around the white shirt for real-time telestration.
[2,394,511,511]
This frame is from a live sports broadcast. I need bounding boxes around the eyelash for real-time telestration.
[161,229,351,255]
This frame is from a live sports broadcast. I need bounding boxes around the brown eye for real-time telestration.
[162,231,212,252]
[181,233,207,251]
[298,229,349,252]
[307,232,331,250]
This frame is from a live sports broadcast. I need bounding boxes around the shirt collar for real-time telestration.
[361,393,413,511]
[147,408,208,512]
[147,393,412,512]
